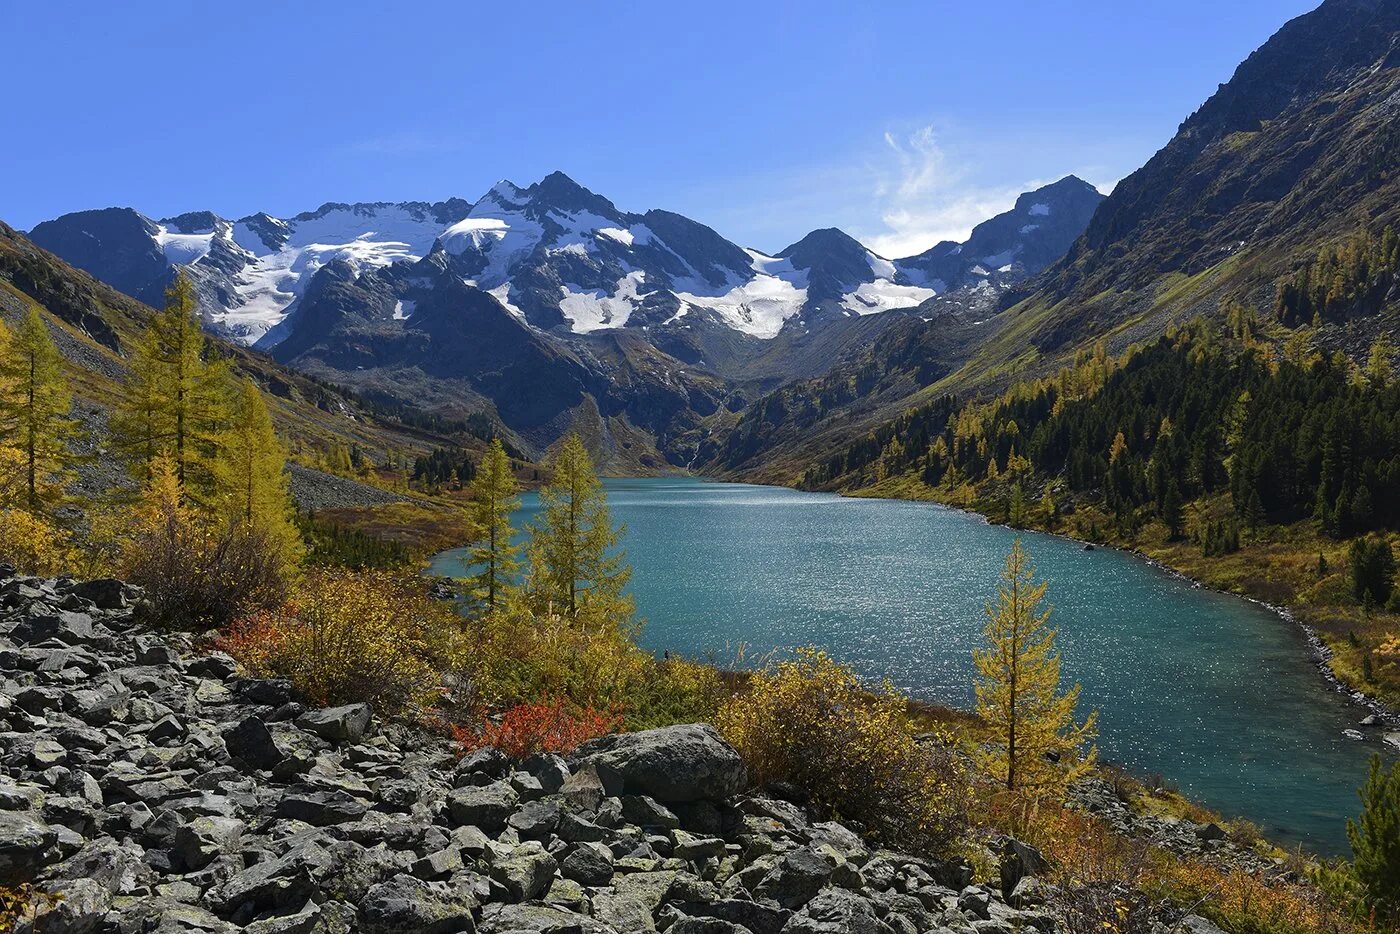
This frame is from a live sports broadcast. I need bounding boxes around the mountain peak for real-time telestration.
[527,171,619,217]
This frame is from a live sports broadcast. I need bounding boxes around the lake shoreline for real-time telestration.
[840,484,1400,735]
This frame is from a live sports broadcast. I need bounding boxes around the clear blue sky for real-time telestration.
[4,0,1318,257]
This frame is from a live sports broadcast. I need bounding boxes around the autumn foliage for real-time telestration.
[717,648,966,852]
[453,697,619,759]
[221,569,466,714]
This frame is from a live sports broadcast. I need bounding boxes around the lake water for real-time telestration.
[427,477,1395,855]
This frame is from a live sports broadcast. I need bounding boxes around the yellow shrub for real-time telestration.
[222,570,466,714]
[0,508,70,575]
[716,648,967,852]
[1151,861,1357,934]
[463,602,728,729]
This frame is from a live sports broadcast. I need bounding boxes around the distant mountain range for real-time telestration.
[27,174,1103,468]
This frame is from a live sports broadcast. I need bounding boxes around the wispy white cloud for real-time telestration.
[846,124,1120,258]
[860,125,1041,258]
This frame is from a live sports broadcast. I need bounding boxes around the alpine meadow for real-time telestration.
[2,2,1400,933]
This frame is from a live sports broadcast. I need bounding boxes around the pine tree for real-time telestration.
[1347,755,1400,919]
[111,274,230,507]
[0,308,81,513]
[1162,483,1184,540]
[526,435,633,627]
[973,539,1097,794]
[464,439,521,613]
[217,378,303,566]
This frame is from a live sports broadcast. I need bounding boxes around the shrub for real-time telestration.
[453,697,619,759]
[0,508,70,575]
[463,602,728,729]
[220,570,466,714]
[118,460,290,629]
[124,519,290,631]
[716,647,966,852]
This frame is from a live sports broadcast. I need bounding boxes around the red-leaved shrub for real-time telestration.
[454,698,619,759]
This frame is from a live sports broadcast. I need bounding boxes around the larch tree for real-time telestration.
[526,434,632,627]
[973,539,1096,795]
[217,378,303,567]
[112,274,230,508]
[464,439,521,614]
[0,308,81,513]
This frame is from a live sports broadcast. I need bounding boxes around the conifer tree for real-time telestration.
[217,378,303,566]
[1348,755,1400,920]
[0,308,80,513]
[974,539,1096,794]
[464,439,521,613]
[526,434,632,627]
[112,274,230,507]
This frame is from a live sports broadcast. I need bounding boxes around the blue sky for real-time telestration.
[5,1,1317,257]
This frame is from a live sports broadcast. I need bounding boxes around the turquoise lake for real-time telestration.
[427,477,1396,855]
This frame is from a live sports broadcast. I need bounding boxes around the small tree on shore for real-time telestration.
[464,439,521,613]
[974,539,1096,796]
[525,434,632,628]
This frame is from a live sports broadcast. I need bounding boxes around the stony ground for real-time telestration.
[0,571,1230,934]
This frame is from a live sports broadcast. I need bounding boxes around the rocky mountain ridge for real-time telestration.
[29,175,1101,351]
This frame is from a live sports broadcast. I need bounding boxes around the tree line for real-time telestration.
[0,274,300,603]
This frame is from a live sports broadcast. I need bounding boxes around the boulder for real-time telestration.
[360,873,478,934]
[489,843,557,902]
[998,836,1049,896]
[560,842,615,886]
[72,578,131,610]
[448,781,519,832]
[173,815,246,870]
[275,788,367,826]
[755,846,832,909]
[572,724,746,803]
[222,717,286,771]
[0,810,56,875]
[295,704,372,744]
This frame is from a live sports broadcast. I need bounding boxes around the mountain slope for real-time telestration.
[704,0,1400,482]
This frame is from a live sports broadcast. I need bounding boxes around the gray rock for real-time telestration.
[448,781,520,832]
[174,815,246,870]
[560,841,615,885]
[0,810,56,874]
[573,724,746,803]
[756,846,833,909]
[73,578,130,610]
[998,836,1049,896]
[296,704,372,744]
[489,842,558,902]
[781,889,887,934]
[360,873,478,934]
[508,796,561,839]
[276,788,367,826]
[413,846,464,881]
[478,902,614,933]
[223,717,286,771]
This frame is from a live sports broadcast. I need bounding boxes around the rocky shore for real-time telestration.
[2,571,1233,934]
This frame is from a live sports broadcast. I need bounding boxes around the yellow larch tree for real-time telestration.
[974,539,1096,795]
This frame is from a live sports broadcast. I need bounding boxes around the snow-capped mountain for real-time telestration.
[27,172,1103,468]
[30,200,472,344]
[30,172,978,348]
